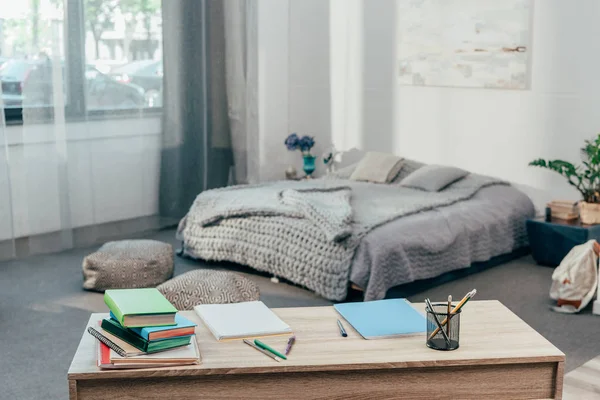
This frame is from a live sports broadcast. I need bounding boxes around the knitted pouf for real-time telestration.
[157,270,260,310]
[82,240,174,292]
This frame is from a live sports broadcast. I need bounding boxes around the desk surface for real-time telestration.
[68,300,564,381]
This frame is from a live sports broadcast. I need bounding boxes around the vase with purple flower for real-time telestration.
[285,133,317,178]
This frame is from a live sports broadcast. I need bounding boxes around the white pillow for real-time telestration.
[349,152,404,183]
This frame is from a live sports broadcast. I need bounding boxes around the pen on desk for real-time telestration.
[255,339,288,360]
[243,339,281,362]
[337,319,348,337]
[285,336,296,355]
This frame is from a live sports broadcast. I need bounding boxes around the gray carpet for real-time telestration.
[0,228,598,399]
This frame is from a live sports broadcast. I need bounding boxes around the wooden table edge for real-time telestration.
[68,354,565,381]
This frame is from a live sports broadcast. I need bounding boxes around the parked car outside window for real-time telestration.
[0,58,145,110]
[110,60,163,107]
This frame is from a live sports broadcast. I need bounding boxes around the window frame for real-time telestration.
[2,0,162,125]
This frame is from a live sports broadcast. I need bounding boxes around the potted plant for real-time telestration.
[529,134,600,224]
[285,133,316,178]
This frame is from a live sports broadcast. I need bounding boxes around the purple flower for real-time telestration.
[299,135,315,152]
[285,133,300,151]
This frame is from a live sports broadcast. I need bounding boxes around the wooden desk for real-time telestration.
[68,300,565,399]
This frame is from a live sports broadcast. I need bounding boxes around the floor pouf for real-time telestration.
[157,270,260,310]
[82,240,174,291]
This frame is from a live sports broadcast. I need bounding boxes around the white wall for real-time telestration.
[0,117,161,241]
[258,0,599,203]
[288,0,331,178]
[257,0,289,182]
[257,0,331,181]
[390,0,600,202]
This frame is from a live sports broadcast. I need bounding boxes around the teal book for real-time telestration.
[104,288,177,328]
[101,318,191,353]
[111,312,197,341]
[334,299,426,339]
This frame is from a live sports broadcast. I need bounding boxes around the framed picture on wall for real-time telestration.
[397,0,532,90]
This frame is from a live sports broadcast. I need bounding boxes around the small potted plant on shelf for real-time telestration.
[285,133,316,178]
[529,134,600,224]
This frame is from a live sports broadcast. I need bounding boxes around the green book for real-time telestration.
[101,318,191,353]
[104,288,177,328]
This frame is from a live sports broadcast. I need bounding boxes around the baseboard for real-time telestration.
[0,215,179,262]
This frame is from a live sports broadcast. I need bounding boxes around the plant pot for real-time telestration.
[579,201,600,224]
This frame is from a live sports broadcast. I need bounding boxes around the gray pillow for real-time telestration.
[391,158,426,183]
[399,165,469,192]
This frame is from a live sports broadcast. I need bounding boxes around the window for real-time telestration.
[0,0,163,122]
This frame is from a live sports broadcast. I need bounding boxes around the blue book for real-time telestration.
[110,311,197,341]
[334,299,426,339]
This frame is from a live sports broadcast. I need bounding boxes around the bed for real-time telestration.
[178,158,535,301]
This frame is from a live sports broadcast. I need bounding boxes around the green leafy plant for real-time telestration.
[529,134,600,203]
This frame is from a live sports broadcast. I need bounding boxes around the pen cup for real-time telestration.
[426,303,460,351]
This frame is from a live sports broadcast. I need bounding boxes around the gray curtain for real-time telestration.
[224,0,253,185]
[159,0,234,220]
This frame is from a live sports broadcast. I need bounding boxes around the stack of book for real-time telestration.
[547,200,579,220]
[88,288,200,369]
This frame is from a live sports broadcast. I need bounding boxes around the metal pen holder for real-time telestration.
[426,303,461,351]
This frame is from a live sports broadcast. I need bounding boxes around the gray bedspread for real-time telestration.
[351,184,534,299]
[179,172,520,301]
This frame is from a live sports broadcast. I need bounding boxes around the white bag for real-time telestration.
[549,240,599,313]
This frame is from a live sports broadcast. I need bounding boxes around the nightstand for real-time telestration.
[526,217,600,266]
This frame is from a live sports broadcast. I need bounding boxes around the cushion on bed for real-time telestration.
[326,156,424,182]
[399,165,468,191]
[349,152,404,183]
[391,158,426,183]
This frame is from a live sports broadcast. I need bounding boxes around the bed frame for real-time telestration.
[178,243,530,301]
[347,247,530,300]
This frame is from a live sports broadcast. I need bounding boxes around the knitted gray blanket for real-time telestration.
[189,184,353,242]
[178,174,506,300]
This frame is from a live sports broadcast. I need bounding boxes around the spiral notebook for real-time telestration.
[88,324,144,357]
[96,340,201,369]
[89,322,201,368]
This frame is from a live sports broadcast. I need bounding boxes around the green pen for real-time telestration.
[254,339,287,360]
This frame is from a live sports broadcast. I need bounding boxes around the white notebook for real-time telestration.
[194,301,292,341]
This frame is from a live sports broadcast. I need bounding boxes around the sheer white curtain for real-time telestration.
[0,0,256,260]
[0,0,163,260]
[224,0,259,184]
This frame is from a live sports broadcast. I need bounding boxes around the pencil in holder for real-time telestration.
[426,304,460,351]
